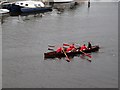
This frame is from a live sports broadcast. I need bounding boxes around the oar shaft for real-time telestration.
[62,48,70,62]
[48,45,55,47]
[80,50,92,58]
[63,43,70,46]
[48,48,55,51]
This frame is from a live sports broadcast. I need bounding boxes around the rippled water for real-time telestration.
[2,2,118,88]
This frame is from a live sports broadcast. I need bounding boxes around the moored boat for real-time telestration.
[44,45,100,59]
[2,0,52,16]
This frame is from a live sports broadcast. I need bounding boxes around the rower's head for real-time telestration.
[70,44,75,48]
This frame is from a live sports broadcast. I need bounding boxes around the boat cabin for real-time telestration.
[48,0,73,3]
[15,1,45,8]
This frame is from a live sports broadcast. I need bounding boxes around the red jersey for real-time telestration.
[80,45,87,51]
[70,44,75,49]
[56,47,62,53]
[66,47,73,53]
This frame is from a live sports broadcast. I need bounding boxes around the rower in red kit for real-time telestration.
[56,47,62,53]
[80,44,87,51]
[66,44,76,53]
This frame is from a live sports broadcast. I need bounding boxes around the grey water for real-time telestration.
[2,2,118,88]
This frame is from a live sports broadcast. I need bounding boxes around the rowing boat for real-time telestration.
[44,45,100,59]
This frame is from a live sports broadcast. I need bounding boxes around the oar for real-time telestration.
[80,50,92,58]
[49,43,73,47]
[48,43,71,47]
[48,48,55,51]
[80,54,91,62]
[48,45,55,47]
[63,43,70,46]
[48,44,67,49]
[62,48,70,62]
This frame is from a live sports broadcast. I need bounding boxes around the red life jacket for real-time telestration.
[66,47,73,53]
[56,47,62,53]
[66,44,75,52]
[70,45,75,49]
[80,45,87,51]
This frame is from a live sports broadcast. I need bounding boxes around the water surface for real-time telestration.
[2,2,118,88]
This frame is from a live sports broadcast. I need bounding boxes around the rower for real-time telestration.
[56,47,62,53]
[66,44,76,53]
[70,44,75,48]
[87,42,92,49]
[80,44,87,51]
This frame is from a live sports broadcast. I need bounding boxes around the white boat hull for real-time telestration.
[0,9,9,14]
[53,0,73,3]
[15,1,45,8]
